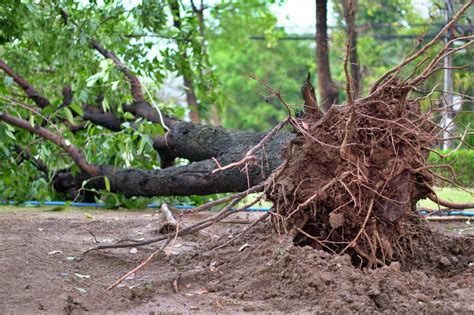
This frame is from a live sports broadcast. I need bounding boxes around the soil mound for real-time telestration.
[174,222,474,313]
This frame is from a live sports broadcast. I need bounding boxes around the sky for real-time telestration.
[122,0,433,33]
[273,0,432,33]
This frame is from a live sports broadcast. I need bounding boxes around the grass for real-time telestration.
[417,187,473,209]
[0,204,113,213]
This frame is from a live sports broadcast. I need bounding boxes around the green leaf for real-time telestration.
[4,127,16,140]
[99,59,113,72]
[104,176,111,192]
[4,76,13,86]
[123,112,135,120]
[102,98,109,112]
[79,90,89,103]
[69,103,84,116]
[45,201,71,212]
[137,137,146,155]
[86,73,102,87]
[110,81,119,90]
[63,107,75,124]
[151,124,165,137]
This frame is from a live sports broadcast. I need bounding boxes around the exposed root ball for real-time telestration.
[267,80,436,267]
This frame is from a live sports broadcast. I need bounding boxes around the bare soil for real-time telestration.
[0,209,473,314]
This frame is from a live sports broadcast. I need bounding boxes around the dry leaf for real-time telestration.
[85,214,95,220]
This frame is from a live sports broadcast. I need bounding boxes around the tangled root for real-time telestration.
[267,79,437,268]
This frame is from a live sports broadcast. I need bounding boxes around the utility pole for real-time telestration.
[441,0,454,151]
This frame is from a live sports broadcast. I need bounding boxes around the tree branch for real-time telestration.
[342,0,360,101]
[301,73,321,119]
[91,40,145,103]
[427,193,474,210]
[82,105,123,132]
[0,111,100,176]
[169,0,201,123]
[0,59,51,108]
[369,1,472,94]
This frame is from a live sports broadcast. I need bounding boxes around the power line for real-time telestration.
[250,34,440,41]
[250,20,472,42]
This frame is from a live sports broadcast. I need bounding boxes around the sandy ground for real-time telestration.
[0,209,473,314]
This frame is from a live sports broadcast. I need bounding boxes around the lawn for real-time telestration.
[417,187,473,209]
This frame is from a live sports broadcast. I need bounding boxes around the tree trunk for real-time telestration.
[343,0,361,98]
[169,0,201,124]
[191,0,222,126]
[53,121,293,199]
[316,0,339,110]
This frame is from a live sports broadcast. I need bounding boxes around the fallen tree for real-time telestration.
[81,2,474,269]
[0,22,292,199]
[0,0,379,200]
[0,1,473,273]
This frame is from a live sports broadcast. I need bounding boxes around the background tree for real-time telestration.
[316,0,339,109]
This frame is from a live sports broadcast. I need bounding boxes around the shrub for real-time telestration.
[427,149,474,187]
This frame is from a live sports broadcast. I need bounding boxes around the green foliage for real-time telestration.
[331,0,426,99]
[0,0,209,204]
[428,150,474,187]
[207,0,309,131]
[0,0,27,44]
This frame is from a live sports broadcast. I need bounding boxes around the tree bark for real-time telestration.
[342,0,361,98]
[83,105,123,131]
[316,0,339,110]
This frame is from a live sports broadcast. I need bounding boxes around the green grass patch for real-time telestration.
[417,187,473,209]
[0,205,113,213]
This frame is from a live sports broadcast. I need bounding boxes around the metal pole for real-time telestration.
[442,0,454,151]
